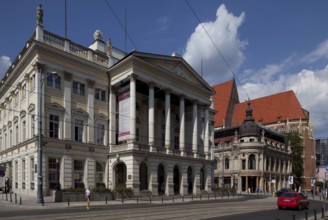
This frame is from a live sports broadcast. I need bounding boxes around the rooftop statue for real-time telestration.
[93,30,104,41]
[37,4,43,25]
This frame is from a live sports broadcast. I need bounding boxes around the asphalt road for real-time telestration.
[0,194,327,220]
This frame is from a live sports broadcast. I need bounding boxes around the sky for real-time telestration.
[1,0,328,138]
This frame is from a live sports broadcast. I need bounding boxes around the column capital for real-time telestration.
[164,88,171,94]
[87,79,95,88]
[34,62,47,72]
[148,81,156,88]
[63,71,73,81]
[130,73,137,80]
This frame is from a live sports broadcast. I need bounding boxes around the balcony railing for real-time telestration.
[43,30,108,66]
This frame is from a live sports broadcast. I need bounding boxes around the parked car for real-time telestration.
[275,188,293,197]
[277,192,309,210]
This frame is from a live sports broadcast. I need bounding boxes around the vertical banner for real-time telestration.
[118,87,130,142]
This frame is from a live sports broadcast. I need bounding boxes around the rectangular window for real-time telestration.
[8,100,12,113]
[30,157,35,190]
[73,81,85,96]
[74,160,84,188]
[22,84,26,99]
[95,88,106,101]
[49,114,59,138]
[22,121,26,142]
[96,124,105,145]
[242,160,246,170]
[47,73,61,89]
[15,160,18,189]
[48,158,60,190]
[14,93,19,107]
[74,119,84,142]
[22,159,26,189]
[30,75,35,92]
[96,162,105,187]
[15,125,19,145]
[31,115,35,137]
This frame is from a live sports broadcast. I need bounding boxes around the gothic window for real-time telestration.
[225,158,230,169]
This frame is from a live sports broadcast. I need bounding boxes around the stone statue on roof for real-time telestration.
[93,30,104,41]
[106,37,113,56]
[36,4,43,25]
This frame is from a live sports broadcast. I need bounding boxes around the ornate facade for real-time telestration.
[0,6,215,198]
[214,102,292,193]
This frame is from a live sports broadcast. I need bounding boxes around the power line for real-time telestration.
[104,0,138,51]
[185,0,250,100]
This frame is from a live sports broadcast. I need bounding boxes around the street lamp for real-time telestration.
[36,65,59,204]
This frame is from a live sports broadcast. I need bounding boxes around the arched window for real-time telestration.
[248,154,256,170]
[225,158,229,169]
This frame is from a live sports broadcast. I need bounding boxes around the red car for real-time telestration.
[277,192,309,210]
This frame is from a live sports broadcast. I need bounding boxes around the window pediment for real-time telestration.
[72,108,88,117]
[46,102,65,112]
[95,113,107,121]
[13,116,18,123]
[20,110,26,118]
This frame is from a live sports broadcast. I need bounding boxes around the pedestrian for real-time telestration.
[85,186,91,209]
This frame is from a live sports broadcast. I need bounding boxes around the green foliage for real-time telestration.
[62,187,85,192]
[285,132,304,180]
[92,186,111,193]
[114,184,132,193]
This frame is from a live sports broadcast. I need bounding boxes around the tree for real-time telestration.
[285,132,304,182]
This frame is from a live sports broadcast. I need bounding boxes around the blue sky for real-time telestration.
[1,0,328,138]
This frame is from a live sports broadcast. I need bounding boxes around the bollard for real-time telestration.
[106,195,108,204]
[121,195,124,204]
[68,198,70,206]
[15,193,17,204]
[304,211,308,220]
[292,214,296,220]
[6,192,8,201]
[137,196,138,203]
[19,197,22,205]
[322,207,324,218]
[173,195,174,202]
[150,196,152,204]
[228,192,229,199]
[215,192,216,199]
[192,194,193,200]
[10,193,12,202]
[162,195,163,203]
[182,195,184,202]
[313,209,317,220]
[221,192,223,199]
[208,193,209,200]
[200,194,201,200]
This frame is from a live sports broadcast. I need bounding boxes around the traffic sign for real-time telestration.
[288,176,293,184]
[311,178,315,187]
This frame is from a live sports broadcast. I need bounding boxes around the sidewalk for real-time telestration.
[0,192,246,210]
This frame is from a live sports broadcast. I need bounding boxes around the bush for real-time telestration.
[115,184,132,193]
[93,186,111,193]
[62,187,85,193]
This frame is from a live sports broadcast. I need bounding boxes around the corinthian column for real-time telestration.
[165,89,171,154]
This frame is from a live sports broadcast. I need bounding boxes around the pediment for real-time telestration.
[95,113,108,121]
[46,102,65,112]
[133,52,214,94]
[72,108,88,117]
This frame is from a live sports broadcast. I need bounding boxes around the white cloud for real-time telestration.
[239,64,328,138]
[0,56,11,79]
[302,39,328,63]
[183,4,247,84]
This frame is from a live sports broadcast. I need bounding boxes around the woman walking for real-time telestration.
[85,186,91,209]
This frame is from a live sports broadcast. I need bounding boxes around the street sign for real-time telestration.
[288,176,293,184]
[311,178,315,187]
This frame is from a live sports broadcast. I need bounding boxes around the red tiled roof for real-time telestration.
[212,80,235,128]
[232,90,308,126]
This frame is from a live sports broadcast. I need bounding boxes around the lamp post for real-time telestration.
[36,64,58,204]
[221,142,224,188]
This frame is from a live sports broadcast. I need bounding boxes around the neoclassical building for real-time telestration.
[0,6,215,198]
[214,102,292,193]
